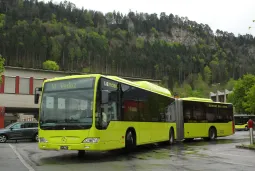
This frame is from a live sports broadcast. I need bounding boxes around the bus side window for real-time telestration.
[193,103,206,122]
[206,106,217,123]
[121,84,140,122]
[183,103,192,123]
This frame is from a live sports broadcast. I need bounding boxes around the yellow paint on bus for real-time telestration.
[38,74,176,151]
[181,97,234,139]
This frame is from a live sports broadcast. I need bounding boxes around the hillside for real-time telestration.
[0,0,255,96]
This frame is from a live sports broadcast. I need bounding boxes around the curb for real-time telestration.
[235,145,255,151]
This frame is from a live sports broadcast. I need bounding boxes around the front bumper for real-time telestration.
[38,142,103,151]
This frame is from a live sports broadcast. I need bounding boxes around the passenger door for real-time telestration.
[96,78,120,147]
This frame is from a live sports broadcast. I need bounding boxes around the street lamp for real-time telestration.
[211,83,221,102]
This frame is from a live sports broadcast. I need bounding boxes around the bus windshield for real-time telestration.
[39,77,95,130]
[234,116,249,125]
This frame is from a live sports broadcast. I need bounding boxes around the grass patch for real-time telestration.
[184,150,199,155]
[236,143,255,150]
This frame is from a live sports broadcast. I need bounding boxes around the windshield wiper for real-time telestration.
[40,124,89,130]
[40,124,57,130]
[41,119,58,124]
[64,119,79,123]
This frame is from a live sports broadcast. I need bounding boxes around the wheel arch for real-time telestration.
[126,127,137,143]
[209,126,217,137]
[170,126,175,139]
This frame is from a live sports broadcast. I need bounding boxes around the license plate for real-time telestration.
[60,146,68,150]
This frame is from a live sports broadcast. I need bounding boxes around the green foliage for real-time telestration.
[82,67,90,73]
[173,82,193,97]
[42,60,60,71]
[193,74,210,97]
[203,66,212,84]
[136,37,145,49]
[243,85,255,114]
[0,0,255,94]
[225,78,237,90]
[229,74,255,113]
[0,54,4,83]
[173,76,208,98]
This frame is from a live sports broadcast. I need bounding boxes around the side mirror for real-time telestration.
[34,87,42,104]
[10,127,13,131]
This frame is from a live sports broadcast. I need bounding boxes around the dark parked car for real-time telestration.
[0,121,38,143]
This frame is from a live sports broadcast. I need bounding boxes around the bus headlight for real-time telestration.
[82,138,100,143]
[39,137,48,143]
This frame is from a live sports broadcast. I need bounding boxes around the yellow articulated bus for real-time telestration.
[34,74,235,156]
[234,114,255,131]
[34,74,176,156]
[173,97,235,141]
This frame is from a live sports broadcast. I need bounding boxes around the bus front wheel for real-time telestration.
[78,150,85,158]
[169,128,175,145]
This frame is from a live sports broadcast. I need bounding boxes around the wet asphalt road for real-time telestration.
[1,131,255,171]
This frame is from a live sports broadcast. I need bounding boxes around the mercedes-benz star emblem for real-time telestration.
[61,137,67,143]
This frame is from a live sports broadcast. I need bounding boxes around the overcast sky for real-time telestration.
[46,0,255,36]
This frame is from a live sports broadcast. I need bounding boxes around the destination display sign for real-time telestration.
[101,78,118,90]
[207,103,232,108]
[44,78,95,92]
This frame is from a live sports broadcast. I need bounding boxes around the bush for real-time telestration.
[42,60,60,71]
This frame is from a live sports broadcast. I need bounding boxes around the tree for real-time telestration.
[42,60,60,71]
[203,66,212,85]
[228,74,255,113]
[243,85,255,114]
[0,0,254,92]
[0,54,4,83]
[225,78,237,90]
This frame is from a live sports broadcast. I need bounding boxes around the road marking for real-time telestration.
[9,144,35,171]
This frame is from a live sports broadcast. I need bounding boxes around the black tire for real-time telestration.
[125,130,136,151]
[169,128,175,145]
[0,134,7,143]
[184,138,194,142]
[245,126,248,131]
[78,150,85,158]
[34,133,39,142]
[209,127,217,140]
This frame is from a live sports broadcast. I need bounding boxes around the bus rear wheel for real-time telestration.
[125,130,136,151]
[209,127,217,140]
[245,126,248,131]
[169,128,175,145]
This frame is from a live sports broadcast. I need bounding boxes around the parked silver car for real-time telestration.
[0,121,38,143]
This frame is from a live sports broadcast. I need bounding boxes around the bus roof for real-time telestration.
[234,114,255,117]
[181,97,214,102]
[44,74,172,97]
[180,97,232,105]
[134,81,171,97]
[105,75,172,97]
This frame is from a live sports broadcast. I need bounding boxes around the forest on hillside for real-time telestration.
[0,0,255,97]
